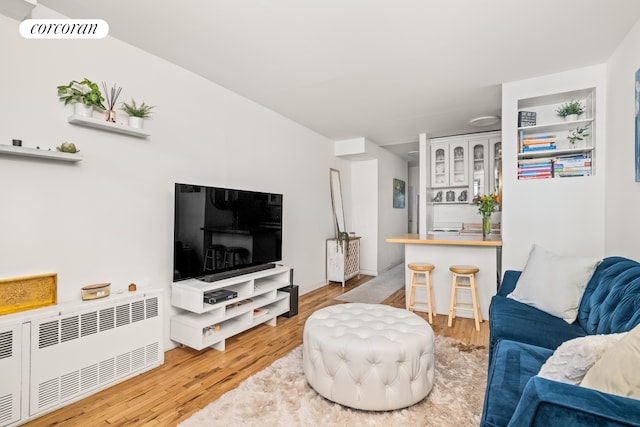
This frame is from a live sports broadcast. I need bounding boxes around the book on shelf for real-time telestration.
[521,144,556,152]
[518,173,553,180]
[203,324,220,338]
[554,154,592,177]
[253,307,269,318]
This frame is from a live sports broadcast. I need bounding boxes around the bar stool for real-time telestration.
[448,265,482,331]
[203,244,225,271]
[407,262,436,324]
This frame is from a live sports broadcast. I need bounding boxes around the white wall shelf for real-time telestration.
[0,144,82,162]
[68,114,151,138]
[518,118,594,134]
[517,146,594,159]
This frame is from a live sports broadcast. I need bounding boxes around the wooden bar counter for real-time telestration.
[386,233,502,319]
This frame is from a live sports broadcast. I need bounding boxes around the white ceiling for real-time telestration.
[40,0,640,165]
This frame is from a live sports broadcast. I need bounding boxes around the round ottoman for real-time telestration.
[302,303,435,411]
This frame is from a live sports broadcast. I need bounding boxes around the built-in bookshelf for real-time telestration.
[517,88,595,180]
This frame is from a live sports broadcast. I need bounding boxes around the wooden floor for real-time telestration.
[25,274,489,426]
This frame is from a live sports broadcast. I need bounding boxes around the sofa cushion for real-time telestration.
[538,333,626,385]
[578,256,640,335]
[481,340,553,427]
[507,244,601,323]
[489,295,587,355]
[581,323,640,398]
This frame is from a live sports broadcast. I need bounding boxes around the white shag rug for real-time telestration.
[179,336,488,427]
[334,263,405,304]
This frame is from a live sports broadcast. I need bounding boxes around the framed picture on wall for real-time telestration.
[393,178,405,208]
[636,68,640,182]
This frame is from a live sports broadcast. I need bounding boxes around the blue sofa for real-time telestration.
[481,256,640,427]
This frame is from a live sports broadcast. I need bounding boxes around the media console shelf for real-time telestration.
[170,265,291,351]
[68,114,151,138]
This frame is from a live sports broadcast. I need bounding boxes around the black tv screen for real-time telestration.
[173,183,283,282]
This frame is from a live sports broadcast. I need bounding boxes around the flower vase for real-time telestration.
[482,215,491,237]
[105,109,116,122]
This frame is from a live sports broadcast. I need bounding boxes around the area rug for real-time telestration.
[179,336,488,427]
[334,263,404,303]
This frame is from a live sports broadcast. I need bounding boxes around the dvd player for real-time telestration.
[203,289,238,304]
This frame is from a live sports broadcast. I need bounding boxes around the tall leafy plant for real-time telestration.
[57,78,106,109]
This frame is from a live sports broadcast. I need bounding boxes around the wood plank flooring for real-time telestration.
[24,274,489,426]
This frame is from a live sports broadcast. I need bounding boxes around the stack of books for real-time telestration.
[554,154,592,177]
[519,133,556,153]
[518,158,553,179]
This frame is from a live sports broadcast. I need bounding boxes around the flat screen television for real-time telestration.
[173,183,283,282]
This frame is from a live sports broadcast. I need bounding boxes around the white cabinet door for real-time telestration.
[470,138,489,199]
[449,140,469,186]
[489,138,502,195]
[431,143,450,188]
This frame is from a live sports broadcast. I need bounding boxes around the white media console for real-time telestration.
[170,265,291,351]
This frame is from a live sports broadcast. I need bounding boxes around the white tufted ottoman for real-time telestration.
[302,303,435,411]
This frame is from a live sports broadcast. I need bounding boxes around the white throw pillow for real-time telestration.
[538,333,626,384]
[581,324,640,398]
[507,244,601,323]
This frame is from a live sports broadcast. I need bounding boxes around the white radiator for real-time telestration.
[0,290,163,426]
[0,324,21,426]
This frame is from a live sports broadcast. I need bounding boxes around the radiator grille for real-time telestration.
[146,297,158,318]
[32,294,163,414]
[132,300,145,322]
[0,331,12,360]
[39,321,59,349]
[60,371,79,400]
[61,316,79,343]
[0,394,13,424]
[99,358,115,385]
[81,311,98,337]
[81,364,98,390]
[116,304,130,327]
[99,307,115,332]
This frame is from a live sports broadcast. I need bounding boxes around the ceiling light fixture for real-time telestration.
[469,115,501,126]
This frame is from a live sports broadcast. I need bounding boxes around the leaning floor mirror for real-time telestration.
[329,168,346,237]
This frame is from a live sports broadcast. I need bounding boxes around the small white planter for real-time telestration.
[564,114,579,122]
[74,102,93,117]
[128,117,144,129]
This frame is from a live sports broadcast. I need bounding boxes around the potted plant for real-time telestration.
[57,78,106,117]
[120,99,155,128]
[555,100,585,121]
[567,125,590,145]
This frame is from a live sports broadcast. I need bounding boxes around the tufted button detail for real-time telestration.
[302,303,435,411]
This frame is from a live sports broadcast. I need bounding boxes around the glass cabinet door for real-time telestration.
[489,139,502,196]
[450,141,468,186]
[471,140,488,199]
[431,143,449,188]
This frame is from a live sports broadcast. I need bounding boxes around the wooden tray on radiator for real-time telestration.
[0,272,57,315]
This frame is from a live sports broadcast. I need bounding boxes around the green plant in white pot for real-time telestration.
[555,100,585,121]
[121,99,155,128]
[57,78,106,117]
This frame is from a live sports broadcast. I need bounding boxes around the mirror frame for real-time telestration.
[329,168,346,237]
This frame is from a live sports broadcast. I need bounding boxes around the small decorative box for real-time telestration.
[518,111,537,127]
[81,283,111,300]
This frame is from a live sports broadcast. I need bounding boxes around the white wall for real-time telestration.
[502,65,607,270]
[604,18,640,260]
[0,7,349,349]
[351,160,378,274]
